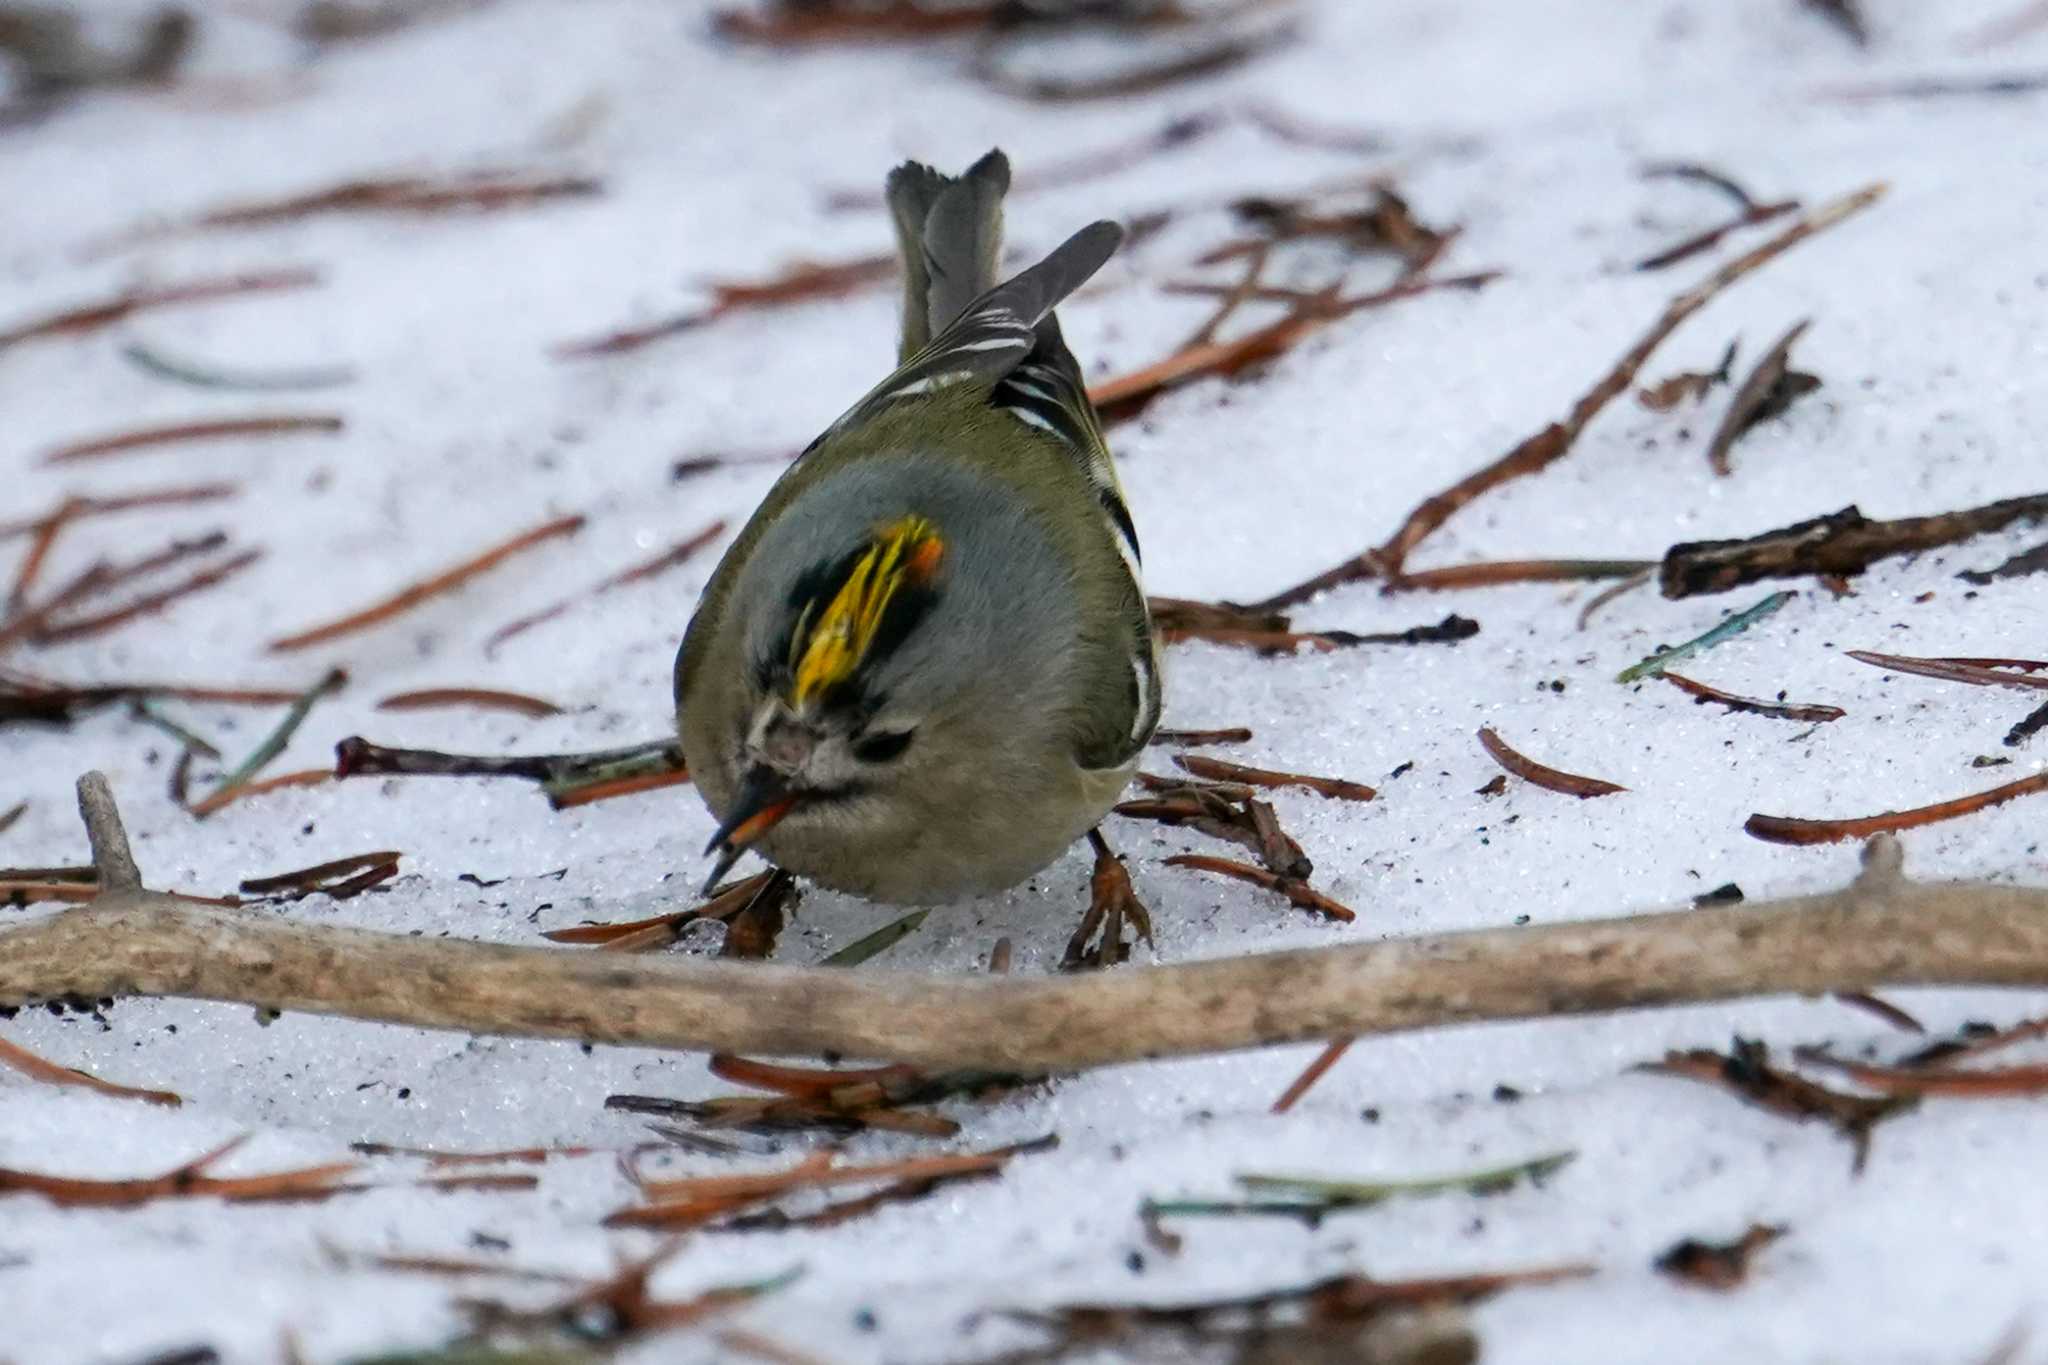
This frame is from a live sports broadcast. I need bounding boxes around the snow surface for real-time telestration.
[3,1,2048,1360]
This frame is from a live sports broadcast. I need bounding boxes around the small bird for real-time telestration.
[674,149,1160,964]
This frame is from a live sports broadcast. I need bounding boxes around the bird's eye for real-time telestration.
[851,729,915,763]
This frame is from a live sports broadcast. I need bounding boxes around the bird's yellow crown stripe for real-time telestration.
[790,516,943,709]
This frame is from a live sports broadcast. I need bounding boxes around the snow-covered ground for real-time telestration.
[4,1,2048,1360]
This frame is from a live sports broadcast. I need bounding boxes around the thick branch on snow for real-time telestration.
[4,773,2046,1072]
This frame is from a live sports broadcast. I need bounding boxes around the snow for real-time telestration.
[3,0,2047,1360]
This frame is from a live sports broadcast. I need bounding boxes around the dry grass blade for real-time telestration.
[350,1141,594,1165]
[1845,649,2048,692]
[1477,727,1626,797]
[376,688,562,719]
[1616,590,1794,682]
[0,801,24,836]
[0,1035,182,1105]
[1640,1039,1913,1172]
[269,514,584,651]
[486,519,727,650]
[1175,753,1375,801]
[1746,772,2048,845]
[191,668,347,817]
[1655,1223,1788,1289]
[1660,671,1846,723]
[0,1135,358,1207]
[43,415,345,465]
[7,498,83,608]
[973,11,1297,103]
[1252,183,1886,609]
[0,268,321,352]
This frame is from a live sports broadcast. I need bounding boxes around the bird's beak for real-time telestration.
[701,766,799,894]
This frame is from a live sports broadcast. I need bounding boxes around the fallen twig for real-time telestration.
[1249,184,1886,609]
[239,851,400,901]
[43,415,345,465]
[1150,726,1252,747]
[376,688,563,719]
[485,519,726,650]
[270,514,584,651]
[1164,853,1355,921]
[1174,753,1375,801]
[0,1135,356,1207]
[1746,771,2048,845]
[1796,1049,2048,1098]
[0,1035,181,1106]
[1844,650,2048,693]
[1640,1038,1912,1172]
[1660,493,2048,598]
[1394,559,1654,592]
[1477,727,1626,798]
[1959,537,2048,584]
[12,780,2048,1075]
[0,268,321,352]
[0,484,239,544]
[335,735,684,800]
[1660,671,1845,723]
[126,171,600,243]
[2008,700,2048,748]
[1271,1039,1352,1113]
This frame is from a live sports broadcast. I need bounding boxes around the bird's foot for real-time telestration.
[1062,829,1153,971]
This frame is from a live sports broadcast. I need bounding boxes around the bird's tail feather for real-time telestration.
[884,148,1010,361]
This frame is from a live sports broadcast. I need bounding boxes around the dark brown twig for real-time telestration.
[1640,1039,1911,1172]
[1660,671,1845,723]
[0,484,239,544]
[239,851,401,900]
[1661,493,2048,598]
[1655,1223,1788,1289]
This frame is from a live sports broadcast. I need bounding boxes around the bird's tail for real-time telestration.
[884,149,1011,362]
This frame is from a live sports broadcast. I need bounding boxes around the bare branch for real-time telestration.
[6,784,2047,1072]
